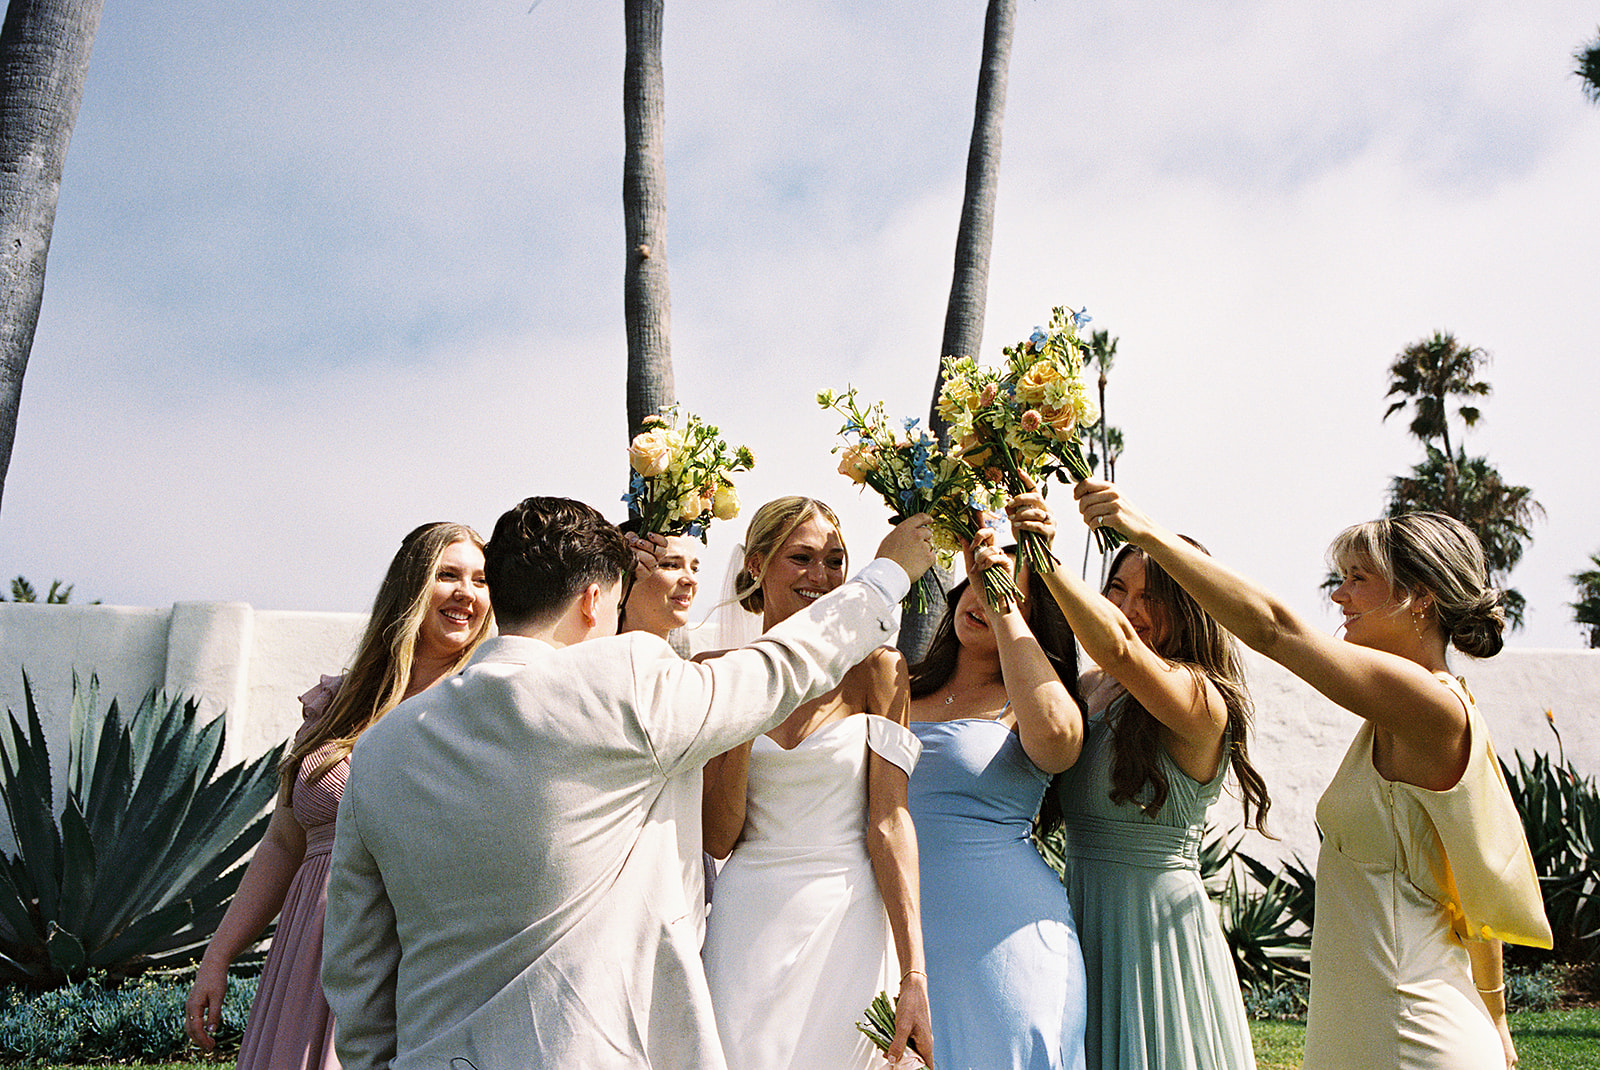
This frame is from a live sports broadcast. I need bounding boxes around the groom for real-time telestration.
[322,495,933,1070]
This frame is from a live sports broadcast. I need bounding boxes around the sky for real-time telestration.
[4,0,1598,650]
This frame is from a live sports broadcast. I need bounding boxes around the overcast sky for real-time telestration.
[4,0,1598,653]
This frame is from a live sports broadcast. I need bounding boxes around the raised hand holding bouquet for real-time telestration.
[819,386,1021,612]
[939,303,1124,566]
[624,406,755,539]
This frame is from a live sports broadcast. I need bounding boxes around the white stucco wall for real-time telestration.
[0,602,365,844]
[1231,647,1600,871]
[3,601,1597,875]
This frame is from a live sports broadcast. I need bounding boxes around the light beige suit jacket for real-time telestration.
[322,561,906,1070]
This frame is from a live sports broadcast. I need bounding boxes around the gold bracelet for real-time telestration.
[901,968,926,983]
[1475,983,1506,995]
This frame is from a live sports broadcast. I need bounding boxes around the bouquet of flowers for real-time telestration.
[938,304,1124,566]
[819,387,1021,612]
[623,407,755,539]
[856,991,926,1069]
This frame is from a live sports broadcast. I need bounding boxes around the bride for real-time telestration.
[699,495,933,1069]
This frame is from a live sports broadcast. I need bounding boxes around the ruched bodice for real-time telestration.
[1052,697,1254,1069]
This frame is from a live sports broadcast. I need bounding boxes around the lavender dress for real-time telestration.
[236,676,344,1070]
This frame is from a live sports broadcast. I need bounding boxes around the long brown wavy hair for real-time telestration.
[909,554,1085,831]
[278,522,493,801]
[1101,542,1270,832]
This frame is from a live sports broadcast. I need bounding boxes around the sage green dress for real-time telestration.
[1053,696,1255,1070]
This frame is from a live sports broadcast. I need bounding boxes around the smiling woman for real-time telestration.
[183,522,492,1070]
[698,496,934,1068]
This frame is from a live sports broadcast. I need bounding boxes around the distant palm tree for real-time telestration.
[2,576,83,603]
[1571,552,1600,648]
[0,0,107,514]
[623,0,675,440]
[1382,331,1491,515]
[1576,29,1600,105]
[1386,447,1542,629]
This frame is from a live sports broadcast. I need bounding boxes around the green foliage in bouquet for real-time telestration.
[856,990,898,1054]
[0,674,282,989]
[820,386,1020,612]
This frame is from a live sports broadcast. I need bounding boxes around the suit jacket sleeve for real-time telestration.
[632,559,909,773]
[322,775,401,1070]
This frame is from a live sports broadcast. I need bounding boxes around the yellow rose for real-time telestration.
[1044,403,1076,438]
[628,429,674,477]
[837,444,879,484]
[713,483,741,520]
[937,379,979,421]
[957,431,993,469]
[1016,361,1068,406]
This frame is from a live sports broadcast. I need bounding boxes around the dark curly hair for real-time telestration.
[484,497,631,628]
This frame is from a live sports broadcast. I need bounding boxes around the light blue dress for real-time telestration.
[909,718,1087,1070]
[1054,697,1255,1070]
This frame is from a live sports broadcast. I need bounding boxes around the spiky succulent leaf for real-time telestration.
[0,673,282,987]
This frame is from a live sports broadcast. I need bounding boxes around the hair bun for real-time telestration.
[1443,588,1505,658]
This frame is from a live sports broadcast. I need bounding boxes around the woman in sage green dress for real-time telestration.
[1070,479,1550,1070]
[1008,490,1267,1070]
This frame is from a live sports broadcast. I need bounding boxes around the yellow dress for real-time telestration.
[1302,674,1551,1070]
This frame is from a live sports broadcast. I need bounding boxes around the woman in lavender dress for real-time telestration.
[185,522,492,1067]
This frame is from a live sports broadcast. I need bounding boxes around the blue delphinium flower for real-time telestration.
[1029,326,1049,351]
[1071,307,1092,329]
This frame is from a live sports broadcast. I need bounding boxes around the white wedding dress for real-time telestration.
[702,713,921,1070]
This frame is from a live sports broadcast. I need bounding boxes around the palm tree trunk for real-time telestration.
[927,0,1014,446]
[622,0,675,441]
[903,0,1015,664]
[0,0,105,513]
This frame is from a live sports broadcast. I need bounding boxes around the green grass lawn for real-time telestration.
[1251,1009,1600,1070]
[24,1009,1600,1070]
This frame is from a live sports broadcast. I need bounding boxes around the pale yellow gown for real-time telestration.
[1302,674,1551,1070]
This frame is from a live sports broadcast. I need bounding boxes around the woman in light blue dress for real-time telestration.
[1008,490,1268,1070]
[907,531,1087,1070]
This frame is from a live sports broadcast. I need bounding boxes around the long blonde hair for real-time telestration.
[279,522,492,799]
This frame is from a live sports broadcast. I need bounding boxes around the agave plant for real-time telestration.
[0,673,282,988]
[1217,867,1312,991]
[1502,750,1600,962]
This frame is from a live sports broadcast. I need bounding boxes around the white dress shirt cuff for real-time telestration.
[854,558,912,605]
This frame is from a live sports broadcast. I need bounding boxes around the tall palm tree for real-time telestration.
[926,0,1015,446]
[904,0,1015,663]
[623,0,675,441]
[1577,29,1600,105]
[0,0,106,514]
[1382,331,1491,516]
[1571,552,1600,648]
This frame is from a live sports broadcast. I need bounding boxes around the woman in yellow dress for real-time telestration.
[1072,479,1550,1070]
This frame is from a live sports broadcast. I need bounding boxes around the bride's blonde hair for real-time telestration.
[734,496,844,614]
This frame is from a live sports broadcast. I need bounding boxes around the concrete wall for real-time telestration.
[3,602,1597,875]
[0,602,366,830]
[1230,646,1600,870]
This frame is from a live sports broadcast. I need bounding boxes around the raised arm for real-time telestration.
[1073,480,1467,760]
[1007,492,1227,777]
[970,532,1082,774]
[858,647,932,1064]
